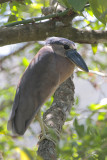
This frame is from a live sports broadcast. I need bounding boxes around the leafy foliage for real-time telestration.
[58,0,88,11]
[57,103,107,160]
[58,0,107,24]
[89,0,107,24]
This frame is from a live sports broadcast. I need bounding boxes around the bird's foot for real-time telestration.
[36,111,60,145]
[38,125,60,145]
[38,133,57,145]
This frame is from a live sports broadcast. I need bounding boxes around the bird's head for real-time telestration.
[46,37,89,72]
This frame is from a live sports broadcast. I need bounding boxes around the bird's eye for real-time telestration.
[64,45,70,50]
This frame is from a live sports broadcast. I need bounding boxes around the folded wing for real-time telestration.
[7,46,59,135]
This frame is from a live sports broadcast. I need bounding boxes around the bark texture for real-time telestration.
[37,76,75,160]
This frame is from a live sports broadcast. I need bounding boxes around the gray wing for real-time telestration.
[7,46,59,135]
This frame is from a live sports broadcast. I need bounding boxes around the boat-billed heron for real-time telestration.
[7,37,88,141]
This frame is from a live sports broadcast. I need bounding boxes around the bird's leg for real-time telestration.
[36,110,46,136]
[36,111,57,145]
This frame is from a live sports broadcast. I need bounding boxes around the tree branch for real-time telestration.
[0,17,107,46]
[37,77,75,160]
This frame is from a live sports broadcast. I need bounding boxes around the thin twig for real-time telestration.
[4,9,71,27]
[77,68,107,77]
[89,70,107,77]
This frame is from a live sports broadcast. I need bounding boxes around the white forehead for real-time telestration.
[46,37,76,49]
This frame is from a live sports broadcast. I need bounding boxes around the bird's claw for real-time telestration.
[38,133,57,145]
[38,124,60,145]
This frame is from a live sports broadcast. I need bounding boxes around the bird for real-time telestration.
[7,37,88,141]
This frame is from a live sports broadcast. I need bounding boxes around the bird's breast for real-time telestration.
[56,55,75,84]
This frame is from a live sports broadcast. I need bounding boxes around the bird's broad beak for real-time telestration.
[66,49,89,72]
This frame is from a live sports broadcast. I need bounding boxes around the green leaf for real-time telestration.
[58,0,70,8]
[15,148,31,160]
[74,118,78,127]
[87,126,99,136]
[25,0,32,5]
[91,44,97,54]
[8,15,17,22]
[89,0,107,24]
[68,0,88,11]
[89,103,107,111]
[0,3,7,14]
[73,118,85,137]
[98,112,106,121]
[58,0,88,10]
[22,57,29,67]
